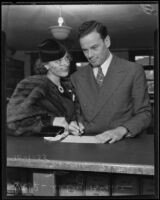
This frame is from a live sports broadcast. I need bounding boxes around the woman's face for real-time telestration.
[46,53,70,77]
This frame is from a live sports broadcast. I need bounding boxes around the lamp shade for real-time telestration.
[49,25,72,40]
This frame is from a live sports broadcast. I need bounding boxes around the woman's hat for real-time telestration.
[38,39,66,62]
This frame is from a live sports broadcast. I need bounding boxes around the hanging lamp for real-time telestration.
[49,6,72,40]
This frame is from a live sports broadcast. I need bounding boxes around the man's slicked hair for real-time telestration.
[78,20,108,40]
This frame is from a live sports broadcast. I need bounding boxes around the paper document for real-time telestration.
[61,135,98,143]
[44,131,69,142]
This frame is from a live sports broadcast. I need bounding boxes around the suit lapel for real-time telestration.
[78,65,99,106]
[91,55,128,120]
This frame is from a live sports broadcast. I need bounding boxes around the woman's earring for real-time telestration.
[44,65,49,70]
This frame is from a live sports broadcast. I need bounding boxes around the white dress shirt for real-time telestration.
[93,52,113,77]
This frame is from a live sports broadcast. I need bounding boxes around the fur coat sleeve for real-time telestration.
[7,75,75,136]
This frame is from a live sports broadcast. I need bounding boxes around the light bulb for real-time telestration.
[58,17,64,26]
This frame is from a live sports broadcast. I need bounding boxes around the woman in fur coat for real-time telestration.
[7,39,84,136]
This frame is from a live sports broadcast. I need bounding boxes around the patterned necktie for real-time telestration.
[96,66,104,86]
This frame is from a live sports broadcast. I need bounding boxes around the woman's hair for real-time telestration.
[78,20,108,40]
[33,58,48,75]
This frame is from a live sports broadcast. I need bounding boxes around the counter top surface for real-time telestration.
[7,133,154,175]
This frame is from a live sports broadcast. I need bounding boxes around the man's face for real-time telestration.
[80,30,110,67]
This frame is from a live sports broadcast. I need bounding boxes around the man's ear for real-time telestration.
[104,35,111,48]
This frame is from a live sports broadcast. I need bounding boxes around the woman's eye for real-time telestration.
[92,46,97,49]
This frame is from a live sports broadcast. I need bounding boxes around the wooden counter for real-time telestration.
[7,133,154,175]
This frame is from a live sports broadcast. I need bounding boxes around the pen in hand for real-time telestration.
[68,120,85,136]
[75,117,84,136]
[74,101,84,135]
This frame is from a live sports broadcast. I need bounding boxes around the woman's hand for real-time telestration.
[69,121,85,136]
[53,117,69,131]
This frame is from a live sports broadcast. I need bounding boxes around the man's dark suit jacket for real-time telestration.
[71,55,152,136]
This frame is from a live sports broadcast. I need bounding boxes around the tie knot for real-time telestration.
[96,67,104,87]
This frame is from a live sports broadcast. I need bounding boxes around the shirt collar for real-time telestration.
[93,51,113,77]
[101,52,113,76]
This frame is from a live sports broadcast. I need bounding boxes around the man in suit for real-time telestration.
[69,20,152,143]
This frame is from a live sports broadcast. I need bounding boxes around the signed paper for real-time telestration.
[61,135,98,143]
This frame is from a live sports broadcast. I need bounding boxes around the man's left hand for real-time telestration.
[95,126,128,144]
